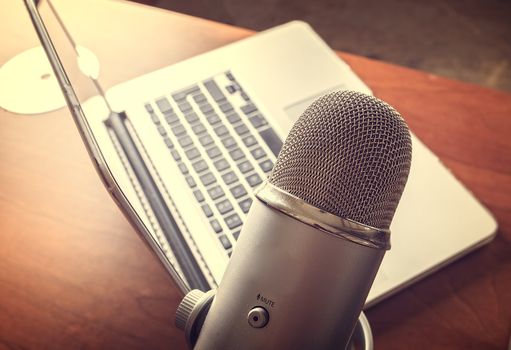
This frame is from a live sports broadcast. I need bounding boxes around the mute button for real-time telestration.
[247,307,269,328]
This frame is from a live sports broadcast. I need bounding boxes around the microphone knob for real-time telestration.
[175,289,216,346]
[247,306,270,328]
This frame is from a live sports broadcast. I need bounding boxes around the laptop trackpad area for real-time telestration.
[284,85,346,122]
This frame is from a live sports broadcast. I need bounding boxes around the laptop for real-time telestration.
[25,0,497,306]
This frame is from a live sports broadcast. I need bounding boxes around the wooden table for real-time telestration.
[1,1,510,349]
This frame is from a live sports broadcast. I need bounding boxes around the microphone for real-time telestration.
[177,90,412,349]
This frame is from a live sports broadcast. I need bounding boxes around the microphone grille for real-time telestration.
[269,91,412,230]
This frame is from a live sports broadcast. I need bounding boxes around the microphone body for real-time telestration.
[194,197,385,349]
[179,90,412,349]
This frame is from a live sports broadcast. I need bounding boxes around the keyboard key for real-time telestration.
[216,199,233,214]
[200,172,216,186]
[232,230,241,240]
[240,92,250,101]
[259,159,274,173]
[210,219,223,233]
[249,114,268,128]
[222,171,238,185]
[226,72,235,81]
[157,125,167,136]
[230,184,247,198]
[192,160,209,173]
[206,146,222,159]
[226,112,240,124]
[144,103,154,113]
[156,97,173,113]
[163,136,174,148]
[250,147,266,159]
[219,235,232,249]
[238,160,253,174]
[185,147,200,160]
[214,158,230,172]
[172,86,199,101]
[224,213,242,230]
[193,93,207,103]
[199,134,214,147]
[259,128,282,157]
[192,122,207,135]
[221,136,236,149]
[193,189,205,202]
[208,185,225,200]
[185,175,196,188]
[242,135,257,147]
[206,113,221,125]
[171,149,181,161]
[229,148,244,161]
[238,198,252,213]
[184,112,199,123]
[199,103,214,114]
[178,163,188,174]
[214,125,229,137]
[234,124,249,136]
[226,85,236,94]
[165,113,179,125]
[202,204,213,217]
[171,124,186,136]
[241,103,257,115]
[178,101,192,113]
[204,80,226,102]
[149,112,160,124]
[219,102,233,113]
[178,135,193,148]
[246,173,262,187]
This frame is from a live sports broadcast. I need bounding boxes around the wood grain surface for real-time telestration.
[0,1,510,349]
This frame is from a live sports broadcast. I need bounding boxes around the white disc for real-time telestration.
[0,46,66,115]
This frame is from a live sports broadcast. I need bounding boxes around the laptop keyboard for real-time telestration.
[144,71,282,256]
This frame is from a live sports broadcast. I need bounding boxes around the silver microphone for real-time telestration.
[178,90,412,349]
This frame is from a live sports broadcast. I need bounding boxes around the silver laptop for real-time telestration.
[25,0,497,306]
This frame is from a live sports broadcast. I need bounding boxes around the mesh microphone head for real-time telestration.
[269,90,412,230]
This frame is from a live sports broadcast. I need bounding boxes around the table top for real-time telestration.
[1,1,510,349]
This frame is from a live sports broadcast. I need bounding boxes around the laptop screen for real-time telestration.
[28,1,106,107]
[24,0,191,292]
